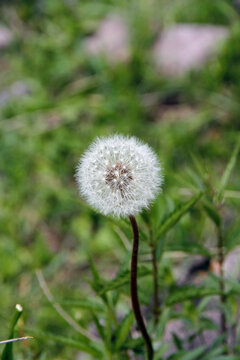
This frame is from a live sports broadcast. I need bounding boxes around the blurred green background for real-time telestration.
[0,0,240,359]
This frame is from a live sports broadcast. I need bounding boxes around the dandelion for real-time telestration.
[76,135,163,360]
[76,134,162,218]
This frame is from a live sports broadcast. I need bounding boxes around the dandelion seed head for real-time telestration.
[76,135,163,217]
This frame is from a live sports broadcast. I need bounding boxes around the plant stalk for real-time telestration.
[217,225,227,343]
[151,244,160,326]
[149,225,160,325]
[129,215,154,360]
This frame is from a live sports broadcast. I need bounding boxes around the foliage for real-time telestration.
[0,0,240,359]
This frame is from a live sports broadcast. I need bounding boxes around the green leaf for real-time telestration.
[92,314,105,342]
[88,256,108,304]
[155,192,203,245]
[218,137,240,201]
[110,219,132,241]
[172,333,183,350]
[54,299,104,312]
[156,308,171,339]
[112,218,148,243]
[167,346,205,360]
[179,346,205,360]
[88,255,101,284]
[199,316,219,331]
[225,221,240,251]
[200,334,225,359]
[189,153,211,191]
[122,337,143,352]
[154,344,172,359]
[210,357,239,360]
[99,266,152,294]
[200,344,223,359]
[1,304,23,360]
[203,201,221,227]
[28,329,103,357]
[166,286,221,306]
[166,242,211,256]
[104,306,112,349]
[115,312,134,350]
[190,153,206,181]
[91,314,112,358]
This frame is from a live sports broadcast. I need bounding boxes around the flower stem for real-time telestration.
[129,215,154,360]
[217,225,227,343]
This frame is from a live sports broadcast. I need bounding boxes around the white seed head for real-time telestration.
[76,135,163,218]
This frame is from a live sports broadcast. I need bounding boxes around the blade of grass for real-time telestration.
[218,137,240,201]
[154,192,203,246]
[1,304,23,360]
[28,329,103,357]
[36,270,96,340]
[115,311,134,350]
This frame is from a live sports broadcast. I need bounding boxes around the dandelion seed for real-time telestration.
[76,135,163,218]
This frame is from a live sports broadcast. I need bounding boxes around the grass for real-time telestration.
[0,0,240,359]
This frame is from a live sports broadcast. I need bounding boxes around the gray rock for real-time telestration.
[223,246,240,278]
[85,15,129,63]
[0,81,30,106]
[153,24,229,76]
[0,25,12,49]
[235,0,240,11]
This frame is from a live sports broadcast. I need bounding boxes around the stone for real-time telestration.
[85,15,129,63]
[153,24,228,76]
[0,81,29,106]
[0,25,12,49]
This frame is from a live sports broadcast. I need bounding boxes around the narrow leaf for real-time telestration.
[155,192,203,245]
[88,256,108,304]
[115,312,134,350]
[218,138,240,200]
[200,334,225,360]
[203,201,221,227]
[1,304,23,360]
[180,346,205,360]
[112,218,148,242]
[99,266,152,294]
[166,286,221,306]
[54,299,104,312]
[172,333,183,350]
[211,357,239,360]
[88,256,101,284]
[92,314,105,343]
[122,337,144,352]
[104,306,112,348]
[225,221,240,251]
[166,242,210,256]
[28,329,103,357]
[167,346,205,360]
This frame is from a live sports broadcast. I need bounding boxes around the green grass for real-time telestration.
[0,0,240,359]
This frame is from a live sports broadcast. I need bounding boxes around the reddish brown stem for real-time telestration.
[129,215,154,360]
[217,226,227,342]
